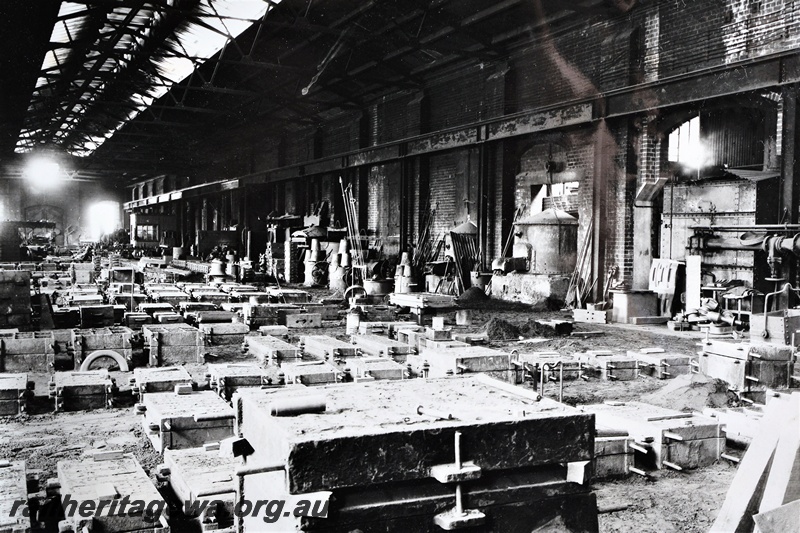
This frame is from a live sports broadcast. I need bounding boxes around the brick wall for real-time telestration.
[426,63,505,131]
[156,0,800,278]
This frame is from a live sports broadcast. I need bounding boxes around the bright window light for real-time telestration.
[668,116,708,169]
[88,201,121,241]
[23,157,64,190]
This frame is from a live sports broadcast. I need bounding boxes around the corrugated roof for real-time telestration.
[726,168,781,182]
[16,0,275,157]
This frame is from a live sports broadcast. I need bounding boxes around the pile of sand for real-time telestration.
[641,373,730,412]
[483,317,521,340]
[458,286,489,303]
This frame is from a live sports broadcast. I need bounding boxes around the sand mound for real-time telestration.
[458,286,489,303]
[641,373,730,412]
[483,317,520,340]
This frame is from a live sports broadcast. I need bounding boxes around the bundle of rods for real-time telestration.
[449,232,480,295]
[566,218,595,308]
[339,177,365,285]
[413,204,442,271]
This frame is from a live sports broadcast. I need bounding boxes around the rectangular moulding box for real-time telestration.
[138,303,176,316]
[245,335,302,364]
[197,322,250,355]
[347,357,406,381]
[162,447,237,523]
[142,324,203,366]
[302,335,358,360]
[207,363,270,400]
[0,331,55,372]
[57,453,168,532]
[233,375,594,495]
[515,352,582,380]
[351,334,414,360]
[281,313,322,329]
[629,350,692,379]
[242,303,301,319]
[178,302,219,314]
[187,310,236,324]
[140,390,235,453]
[411,346,512,377]
[132,366,193,396]
[575,352,638,381]
[0,373,28,416]
[593,435,635,479]
[0,460,29,533]
[51,370,113,411]
[280,361,341,385]
[153,312,184,324]
[581,401,724,470]
[265,288,310,303]
[300,303,340,320]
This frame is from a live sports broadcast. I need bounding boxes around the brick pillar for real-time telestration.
[632,116,661,289]
[643,6,660,83]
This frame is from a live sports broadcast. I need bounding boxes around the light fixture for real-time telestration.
[23,156,64,190]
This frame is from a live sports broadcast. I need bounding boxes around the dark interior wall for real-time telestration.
[366,162,402,256]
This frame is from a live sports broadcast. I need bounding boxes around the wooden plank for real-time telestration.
[630,316,670,325]
[758,392,800,512]
[571,331,605,338]
[753,500,800,533]
[710,397,786,532]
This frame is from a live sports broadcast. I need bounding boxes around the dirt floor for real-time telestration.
[0,291,744,532]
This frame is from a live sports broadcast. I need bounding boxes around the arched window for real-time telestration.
[667,115,705,168]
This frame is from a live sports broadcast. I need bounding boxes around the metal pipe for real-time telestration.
[236,463,285,477]
[454,431,462,469]
[690,224,800,231]
[417,405,453,420]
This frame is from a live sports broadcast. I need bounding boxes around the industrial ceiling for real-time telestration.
[0,0,619,184]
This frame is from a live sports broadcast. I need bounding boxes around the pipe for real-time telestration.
[416,405,454,420]
[691,224,800,231]
[236,463,285,477]
[269,395,326,416]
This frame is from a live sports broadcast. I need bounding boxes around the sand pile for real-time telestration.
[641,373,730,412]
[483,317,521,340]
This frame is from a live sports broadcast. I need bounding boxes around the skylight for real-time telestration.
[16,0,276,157]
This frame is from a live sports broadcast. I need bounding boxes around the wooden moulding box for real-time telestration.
[347,356,406,381]
[233,375,594,494]
[0,331,55,372]
[141,390,235,453]
[302,335,359,360]
[132,366,193,395]
[162,447,236,519]
[71,327,133,352]
[407,346,513,382]
[280,361,341,385]
[57,453,168,532]
[207,363,269,400]
[245,335,302,363]
[351,334,414,359]
[0,460,29,533]
[581,401,724,470]
[52,370,114,411]
[198,323,249,345]
[0,373,28,416]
